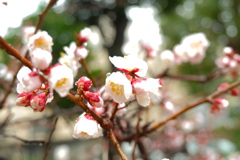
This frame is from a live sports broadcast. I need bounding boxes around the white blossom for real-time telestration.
[22,26,36,44]
[72,112,103,139]
[28,31,53,53]
[48,64,74,97]
[160,50,175,67]
[105,72,133,103]
[132,78,161,106]
[16,67,42,93]
[109,55,148,77]
[31,48,52,70]
[174,32,210,64]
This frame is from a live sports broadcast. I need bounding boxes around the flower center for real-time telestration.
[109,82,124,96]
[35,38,45,46]
[56,78,67,87]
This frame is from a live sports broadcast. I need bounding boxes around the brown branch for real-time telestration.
[0,37,33,69]
[43,117,58,160]
[34,0,58,33]
[0,0,58,110]
[132,116,141,160]
[79,59,98,87]
[159,70,224,83]
[0,132,46,144]
[110,103,119,121]
[108,129,129,160]
[66,93,104,124]
[119,79,240,141]
[137,140,149,160]
[0,64,22,109]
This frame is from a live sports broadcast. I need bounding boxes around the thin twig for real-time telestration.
[132,116,141,160]
[79,59,98,87]
[160,70,224,83]
[0,132,46,144]
[110,103,119,121]
[137,140,149,160]
[119,79,240,141]
[0,64,22,109]
[108,129,129,160]
[43,117,58,160]
[0,0,58,109]
[66,93,104,124]
[34,0,58,33]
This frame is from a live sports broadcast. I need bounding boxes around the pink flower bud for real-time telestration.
[213,98,229,108]
[84,91,104,108]
[87,103,105,115]
[75,76,92,91]
[231,88,239,96]
[30,93,48,112]
[75,47,89,60]
[218,83,229,91]
[16,92,34,107]
[77,28,92,45]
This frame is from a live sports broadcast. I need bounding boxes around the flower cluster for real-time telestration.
[16,28,93,112]
[216,46,240,78]
[73,76,104,139]
[59,27,91,77]
[16,30,74,112]
[105,55,162,106]
[160,33,210,66]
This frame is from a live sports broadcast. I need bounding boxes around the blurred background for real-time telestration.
[1,0,240,159]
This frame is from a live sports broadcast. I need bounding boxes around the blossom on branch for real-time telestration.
[160,32,210,65]
[132,78,162,106]
[28,31,53,53]
[105,72,133,103]
[30,48,52,70]
[48,64,74,97]
[16,67,42,93]
[21,26,36,44]
[75,76,92,91]
[84,91,104,108]
[109,55,148,77]
[174,32,210,64]
[210,98,229,114]
[30,92,48,112]
[77,27,92,45]
[72,112,103,139]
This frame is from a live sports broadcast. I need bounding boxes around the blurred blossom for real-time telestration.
[21,26,36,44]
[132,78,161,106]
[174,32,210,64]
[160,50,175,67]
[122,6,162,57]
[53,145,70,160]
[60,42,81,77]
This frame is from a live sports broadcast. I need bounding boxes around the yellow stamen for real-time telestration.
[56,78,67,87]
[110,82,124,96]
